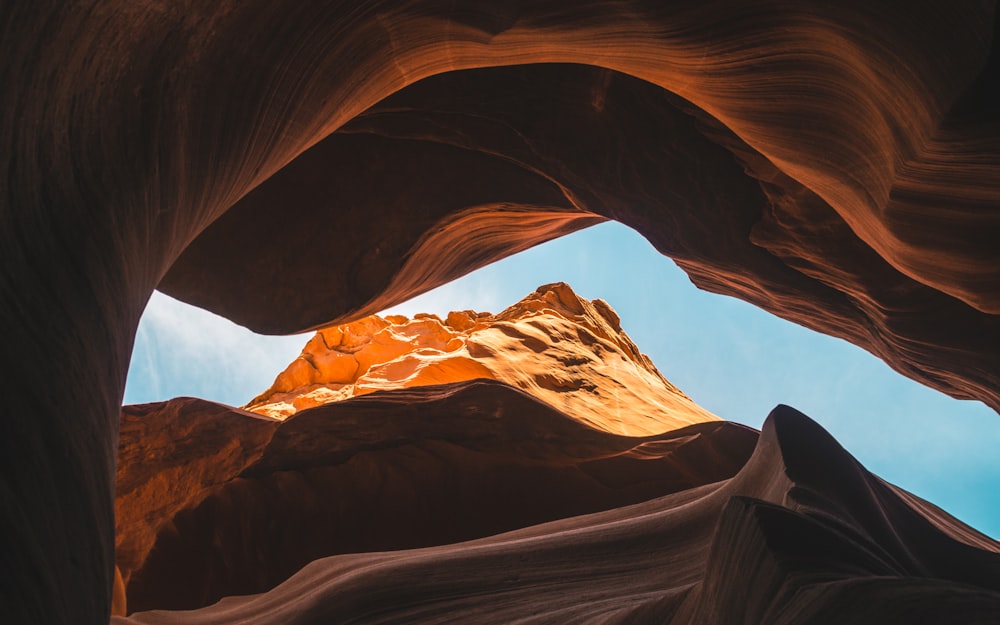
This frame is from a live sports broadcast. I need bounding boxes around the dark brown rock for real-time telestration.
[1,3,998,623]
[112,407,1000,624]
[117,380,756,613]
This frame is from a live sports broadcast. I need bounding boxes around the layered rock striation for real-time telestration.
[2,2,999,624]
[114,404,1000,624]
[246,282,717,434]
[115,381,753,614]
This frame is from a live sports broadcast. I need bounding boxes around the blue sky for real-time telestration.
[126,221,1000,538]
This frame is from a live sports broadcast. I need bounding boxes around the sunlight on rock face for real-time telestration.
[247,282,717,435]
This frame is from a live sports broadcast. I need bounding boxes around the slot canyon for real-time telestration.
[2,2,999,624]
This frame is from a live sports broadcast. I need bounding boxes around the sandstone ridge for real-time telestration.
[247,282,717,435]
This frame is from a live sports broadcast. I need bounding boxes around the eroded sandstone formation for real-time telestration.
[2,2,999,624]
[115,381,754,614]
[111,285,1000,620]
[115,287,725,611]
[246,282,717,434]
[113,405,1000,624]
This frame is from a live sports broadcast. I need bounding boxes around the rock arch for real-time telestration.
[1,3,997,623]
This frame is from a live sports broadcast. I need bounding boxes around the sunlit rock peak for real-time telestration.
[246,282,717,435]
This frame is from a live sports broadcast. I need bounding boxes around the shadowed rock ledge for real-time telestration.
[112,405,1000,624]
[115,381,754,614]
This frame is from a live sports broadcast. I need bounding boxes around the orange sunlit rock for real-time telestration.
[246,282,717,434]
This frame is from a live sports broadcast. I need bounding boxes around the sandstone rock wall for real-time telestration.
[1,3,998,623]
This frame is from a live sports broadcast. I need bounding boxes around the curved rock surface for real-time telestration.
[247,282,717,434]
[1,2,999,624]
[114,406,1000,624]
[116,380,754,613]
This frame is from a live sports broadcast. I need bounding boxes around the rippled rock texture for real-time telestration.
[113,405,1000,624]
[115,381,753,614]
[2,2,999,624]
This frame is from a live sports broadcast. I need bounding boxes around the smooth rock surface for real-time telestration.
[116,380,754,613]
[113,406,1000,624]
[1,3,998,623]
